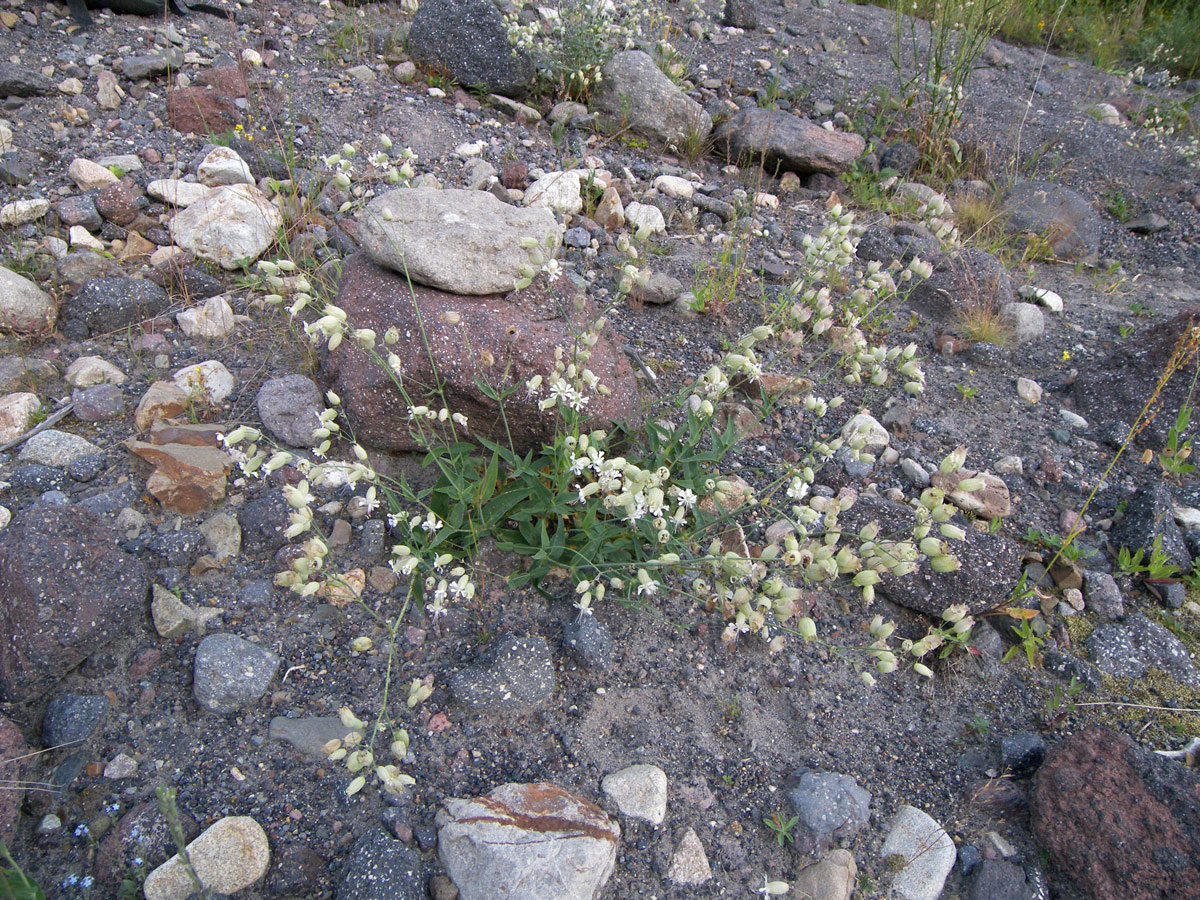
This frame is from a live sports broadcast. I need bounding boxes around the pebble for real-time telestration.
[793,849,857,900]
[562,615,614,668]
[601,764,667,824]
[666,828,712,885]
[1016,377,1042,404]
[103,752,138,779]
[268,716,357,757]
[1059,408,1088,429]
[17,429,102,467]
[192,634,280,714]
[1000,732,1046,776]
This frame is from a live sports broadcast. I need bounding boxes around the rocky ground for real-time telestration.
[1,0,1199,899]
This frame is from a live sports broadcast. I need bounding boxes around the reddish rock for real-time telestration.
[95,180,142,227]
[1032,727,1200,900]
[713,107,866,175]
[0,717,29,841]
[322,253,641,454]
[94,801,199,889]
[127,438,231,515]
[197,65,248,98]
[134,381,189,432]
[167,87,241,135]
[0,507,149,703]
[499,160,527,189]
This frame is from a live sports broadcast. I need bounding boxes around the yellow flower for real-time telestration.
[1062,350,1071,361]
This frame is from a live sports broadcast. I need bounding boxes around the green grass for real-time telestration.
[857,0,1200,79]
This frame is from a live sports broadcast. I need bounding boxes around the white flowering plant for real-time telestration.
[503,0,663,100]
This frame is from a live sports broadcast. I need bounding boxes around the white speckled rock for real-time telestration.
[525,170,583,216]
[67,158,117,191]
[0,393,40,444]
[17,429,102,467]
[147,179,209,208]
[624,201,666,236]
[667,828,712,885]
[197,146,255,187]
[142,816,269,900]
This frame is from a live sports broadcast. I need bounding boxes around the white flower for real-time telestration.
[420,512,443,533]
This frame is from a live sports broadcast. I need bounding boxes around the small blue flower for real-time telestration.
[61,874,79,888]
[132,857,144,867]
[73,823,89,838]
[80,876,94,889]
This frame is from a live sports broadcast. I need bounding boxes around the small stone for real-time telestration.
[1000,732,1046,776]
[193,634,280,714]
[135,382,190,432]
[17,429,102,467]
[1016,377,1042,404]
[1000,302,1045,343]
[449,634,555,712]
[785,771,871,855]
[562,615,614,668]
[654,175,695,199]
[103,752,138,779]
[601,764,667,824]
[1017,285,1064,312]
[72,384,125,423]
[667,828,712,885]
[880,806,956,900]
[840,412,889,454]
[0,393,40,443]
[624,201,666,235]
[269,716,356,758]
[142,816,269,900]
[68,158,118,191]
[152,584,200,639]
[65,356,127,387]
[525,170,583,216]
[631,271,684,306]
[1059,408,1088,429]
[172,360,234,406]
[256,375,323,448]
[793,849,857,900]
[900,458,930,488]
[1083,571,1124,621]
[177,295,236,339]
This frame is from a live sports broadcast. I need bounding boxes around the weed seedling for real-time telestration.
[763,812,798,848]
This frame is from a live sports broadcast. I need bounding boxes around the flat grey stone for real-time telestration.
[193,634,280,714]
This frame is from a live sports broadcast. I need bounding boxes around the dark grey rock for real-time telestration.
[880,142,920,174]
[1109,482,1191,571]
[958,844,982,876]
[1043,650,1103,692]
[1082,570,1124,621]
[968,859,1037,900]
[563,226,591,248]
[1126,213,1168,235]
[723,0,758,28]
[0,151,36,186]
[1000,732,1046,776]
[592,50,713,149]
[256,375,323,448]
[907,249,1014,324]
[56,195,103,232]
[784,770,871,855]
[0,65,53,97]
[237,492,291,555]
[449,634,556,712]
[145,530,204,567]
[121,53,170,80]
[193,634,281,714]
[66,277,170,337]
[1002,181,1101,261]
[10,464,66,493]
[562,615,614,668]
[839,496,1023,616]
[238,580,273,607]
[77,482,139,516]
[361,520,385,558]
[1086,613,1199,685]
[693,193,735,221]
[42,694,109,749]
[72,384,125,423]
[855,225,903,263]
[406,0,534,98]
[38,490,70,507]
[335,828,427,900]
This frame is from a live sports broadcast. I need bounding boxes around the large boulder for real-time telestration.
[906,249,1014,324]
[591,50,712,149]
[712,108,865,176]
[1032,727,1200,900]
[1074,306,1200,445]
[406,0,534,98]
[1002,181,1101,261]
[322,253,640,454]
[0,506,149,703]
[437,783,620,900]
[357,187,562,296]
[837,496,1023,616]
